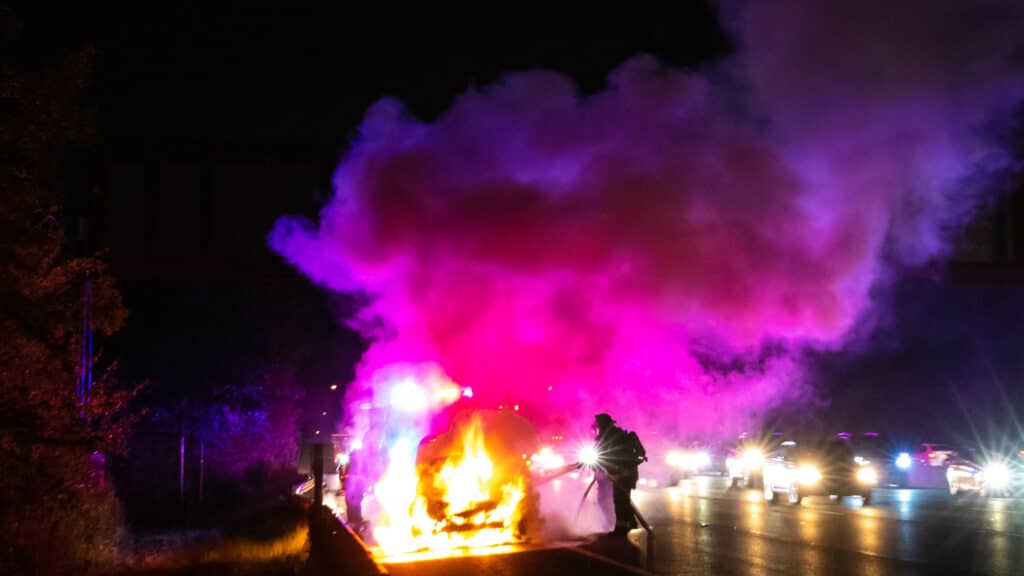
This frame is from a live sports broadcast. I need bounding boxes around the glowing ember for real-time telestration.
[368,412,531,558]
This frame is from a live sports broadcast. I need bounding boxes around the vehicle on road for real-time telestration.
[762,438,877,505]
[645,436,726,487]
[945,458,985,496]
[946,450,1023,497]
[664,444,714,476]
[726,442,766,488]
[915,443,956,467]
[848,432,913,488]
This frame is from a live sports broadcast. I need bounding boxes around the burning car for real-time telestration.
[365,409,541,557]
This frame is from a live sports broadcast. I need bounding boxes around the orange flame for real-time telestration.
[369,413,528,559]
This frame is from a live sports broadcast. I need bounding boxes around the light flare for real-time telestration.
[985,462,1011,490]
[531,446,565,471]
[895,452,912,469]
[856,466,879,485]
[667,450,712,471]
[798,465,822,485]
[578,444,600,467]
[743,449,765,467]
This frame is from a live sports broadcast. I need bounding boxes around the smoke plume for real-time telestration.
[270,0,1024,445]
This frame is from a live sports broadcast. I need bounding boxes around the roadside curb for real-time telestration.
[307,506,387,575]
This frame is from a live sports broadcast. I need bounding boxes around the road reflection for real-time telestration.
[630,477,1024,575]
[384,478,1024,576]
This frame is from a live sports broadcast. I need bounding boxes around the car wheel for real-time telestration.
[787,486,802,505]
[861,492,872,505]
[730,477,740,488]
[764,482,776,503]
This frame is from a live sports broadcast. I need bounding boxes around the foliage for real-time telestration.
[0,8,140,573]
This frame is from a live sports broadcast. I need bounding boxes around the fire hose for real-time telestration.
[530,456,653,536]
[572,474,653,534]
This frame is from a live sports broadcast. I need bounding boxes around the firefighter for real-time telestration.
[593,413,646,536]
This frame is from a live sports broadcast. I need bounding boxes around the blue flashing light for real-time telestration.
[895,452,912,470]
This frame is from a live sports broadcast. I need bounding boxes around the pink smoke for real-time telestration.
[270,1,1024,444]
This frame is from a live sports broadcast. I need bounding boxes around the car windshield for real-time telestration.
[852,436,888,457]
[788,440,854,463]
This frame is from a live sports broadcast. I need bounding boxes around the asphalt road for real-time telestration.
[381,477,1024,575]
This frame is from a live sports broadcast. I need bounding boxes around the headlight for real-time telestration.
[666,450,683,467]
[895,452,912,470]
[985,462,1011,489]
[667,450,711,470]
[798,465,822,485]
[856,466,879,485]
[533,446,565,470]
[695,451,711,468]
[742,449,765,467]
[578,445,600,467]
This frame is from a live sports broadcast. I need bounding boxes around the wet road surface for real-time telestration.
[382,477,1024,575]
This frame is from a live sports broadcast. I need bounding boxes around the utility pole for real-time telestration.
[77,274,93,408]
[179,424,186,507]
[199,439,205,511]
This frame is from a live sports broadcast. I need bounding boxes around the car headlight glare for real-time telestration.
[666,450,682,467]
[742,449,765,467]
[798,465,822,485]
[985,462,1011,489]
[695,451,711,468]
[667,450,710,470]
[856,466,879,485]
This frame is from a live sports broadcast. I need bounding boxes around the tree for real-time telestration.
[0,8,139,574]
[181,358,303,479]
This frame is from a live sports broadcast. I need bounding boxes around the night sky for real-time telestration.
[14,3,1024,447]
[21,5,728,158]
